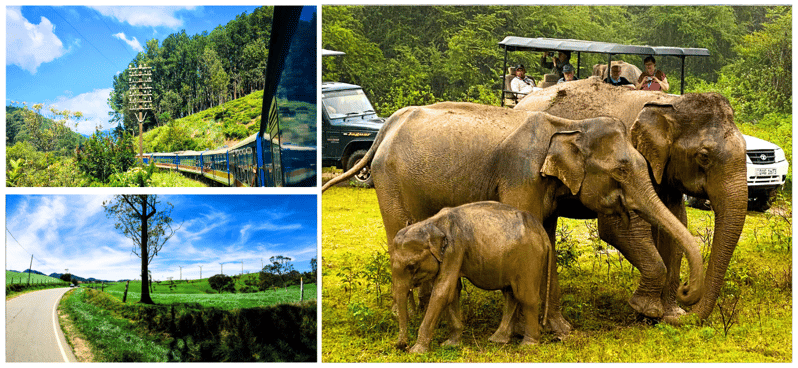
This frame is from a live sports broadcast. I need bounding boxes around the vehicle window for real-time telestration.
[323,89,376,119]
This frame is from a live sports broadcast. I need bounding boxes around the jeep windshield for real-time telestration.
[323,89,376,119]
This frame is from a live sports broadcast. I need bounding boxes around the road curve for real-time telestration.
[6,287,78,362]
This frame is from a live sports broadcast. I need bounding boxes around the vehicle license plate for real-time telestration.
[756,168,777,176]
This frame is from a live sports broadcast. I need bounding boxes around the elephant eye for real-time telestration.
[696,149,711,167]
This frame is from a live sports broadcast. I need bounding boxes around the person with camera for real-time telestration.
[541,50,571,79]
[637,56,669,92]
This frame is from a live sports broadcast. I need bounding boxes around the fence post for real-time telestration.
[300,277,304,302]
[123,281,130,303]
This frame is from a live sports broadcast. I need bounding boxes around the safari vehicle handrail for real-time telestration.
[498,36,710,104]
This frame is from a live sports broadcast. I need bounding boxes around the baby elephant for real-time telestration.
[391,201,553,353]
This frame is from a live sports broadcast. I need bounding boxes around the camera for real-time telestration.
[647,77,653,81]
[548,51,555,57]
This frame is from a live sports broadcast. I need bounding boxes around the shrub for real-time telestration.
[75,130,136,183]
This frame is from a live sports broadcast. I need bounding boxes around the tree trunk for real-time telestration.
[139,196,155,304]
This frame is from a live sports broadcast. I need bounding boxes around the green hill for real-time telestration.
[6,270,67,285]
[142,90,265,153]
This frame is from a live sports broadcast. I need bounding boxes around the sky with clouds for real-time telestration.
[6,6,264,135]
[5,195,318,281]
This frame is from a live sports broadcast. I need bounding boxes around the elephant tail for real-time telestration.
[542,236,554,327]
[321,107,411,192]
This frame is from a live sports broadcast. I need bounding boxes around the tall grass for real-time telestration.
[321,186,792,362]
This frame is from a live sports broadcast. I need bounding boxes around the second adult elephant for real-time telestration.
[323,102,705,337]
[516,78,747,322]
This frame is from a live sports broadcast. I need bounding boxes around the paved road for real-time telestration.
[6,287,78,362]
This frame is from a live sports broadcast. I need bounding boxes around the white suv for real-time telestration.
[744,134,789,211]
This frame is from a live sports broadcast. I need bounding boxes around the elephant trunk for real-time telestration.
[629,180,704,305]
[393,277,411,350]
[692,165,748,319]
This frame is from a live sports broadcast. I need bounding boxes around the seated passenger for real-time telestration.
[557,64,578,83]
[510,64,536,97]
[604,64,634,89]
[637,56,669,92]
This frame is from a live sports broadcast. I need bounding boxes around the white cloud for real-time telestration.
[112,32,143,52]
[91,6,195,28]
[6,6,68,74]
[50,88,114,135]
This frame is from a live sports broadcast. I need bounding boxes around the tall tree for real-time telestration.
[103,195,179,304]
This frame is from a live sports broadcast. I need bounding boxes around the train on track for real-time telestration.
[135,6,316,187]
[138,130,316,187]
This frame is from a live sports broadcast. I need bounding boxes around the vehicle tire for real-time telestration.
[686,196,711,211]
[346,149,373,187]
[748,194,772,212]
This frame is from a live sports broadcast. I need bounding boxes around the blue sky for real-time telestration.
[6,5,316,135]
[5,195,318,281]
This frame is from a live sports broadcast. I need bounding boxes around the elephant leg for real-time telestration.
[653,196,689,320]
[598,212,667,318]
[442,278,463,346]
[489,288,517,344]
[411,273,461,354]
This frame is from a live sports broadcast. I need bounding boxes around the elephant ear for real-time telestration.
[424,223,448,264]
[541,130,585,196]
[630,102,675,185]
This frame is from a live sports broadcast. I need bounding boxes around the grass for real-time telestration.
[6,270,66,285]
[59,288,175,362]
[94,274,316,309]
[321,186,792,362]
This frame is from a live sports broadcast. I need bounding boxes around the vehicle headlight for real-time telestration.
[774,148,787,163]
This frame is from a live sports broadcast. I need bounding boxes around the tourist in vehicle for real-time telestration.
[604,64,634,89]
[541,50,571,79]
[557,64,578,83]
[637,56,669,91]
[510,64,536,96]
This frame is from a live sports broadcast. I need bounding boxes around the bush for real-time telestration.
[75,130,136,183]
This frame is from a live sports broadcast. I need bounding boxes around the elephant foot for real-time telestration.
[628,293,664,318]
[520,337,540,346]
[395,339,408,350]
[663,305,686,319]
[409,343,430,354]
[441,336,461,347]
[488,330,511,344]
[543,312,572,340]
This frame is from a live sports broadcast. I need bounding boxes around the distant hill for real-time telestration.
[22,269,46,276]
[6,105,86,150]
[49,273,112,284]
[6,270,65,285]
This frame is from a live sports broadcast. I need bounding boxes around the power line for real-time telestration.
[50,7,116,65]
[96,13,136,60]
[5,227,45,266]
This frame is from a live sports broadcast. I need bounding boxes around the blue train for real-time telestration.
[139,131,316,187]
[137,6,317,187]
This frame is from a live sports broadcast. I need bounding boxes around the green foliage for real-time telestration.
[75,130,136,183]
[109,163,157,187]
[322,186,791,362]
[7,102,85,153]
[209,274,236,293]
[6,141,90,187]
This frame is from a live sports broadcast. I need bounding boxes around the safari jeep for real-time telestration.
[743,134,789,211]
[321,82,384,187]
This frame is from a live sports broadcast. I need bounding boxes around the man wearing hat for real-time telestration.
[557,64,578,83]
[510,64,536,96]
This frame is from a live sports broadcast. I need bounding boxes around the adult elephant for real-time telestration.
[516,78,747,322]
[593,60,642,83]
[323,102,705,337]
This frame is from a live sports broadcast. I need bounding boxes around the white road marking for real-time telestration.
[52,290,70,362]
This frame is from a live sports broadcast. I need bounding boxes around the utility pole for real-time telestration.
[179,266,183,280]
[27,255,33,285]
[220,263,223,275]
[128,64,153,163]
[241,260,244,275]
[199,265,203,279]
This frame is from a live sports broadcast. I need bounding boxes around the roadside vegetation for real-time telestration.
[6,270,70,299]
[321,186,791,362]
[60,273,317,362]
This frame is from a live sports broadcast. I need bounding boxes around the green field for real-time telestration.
[322,186,792,362]
[6,270,67,285]
[92,274,316,309]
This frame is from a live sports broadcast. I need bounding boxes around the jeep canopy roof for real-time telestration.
[498,36,710,95]
[322,49,346,57]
